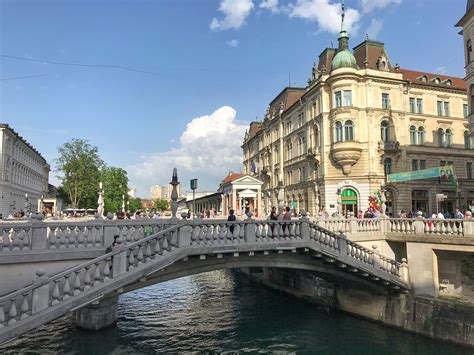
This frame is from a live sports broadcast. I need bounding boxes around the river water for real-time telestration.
[1,270,471,354]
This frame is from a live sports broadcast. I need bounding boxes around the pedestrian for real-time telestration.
[269,206,278,235]
[281,206,291,233]
[227,209,236,234]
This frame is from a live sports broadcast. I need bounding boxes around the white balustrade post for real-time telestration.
[400,258,410,284]
[413,218,425,234]
[299,214,310,241]
[30,215,47,250]
[348,216,358,236]
[178,215,193,247]
[31,269,50,314]
[112,244,128,277]
[244,212,256,243]
[338,232,347,256]
[103,214,117,248]
[463,220,474,237]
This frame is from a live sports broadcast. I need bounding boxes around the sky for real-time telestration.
[0,0,469,197]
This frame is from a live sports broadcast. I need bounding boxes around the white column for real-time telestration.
[232,189,237,212]
[257,189,262,218]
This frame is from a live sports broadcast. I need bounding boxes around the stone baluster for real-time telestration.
[20,292,30,320]
[51,280,61,305]
[103,258,112,281]
[371,245,380,269]
[93,263,102,286]
[0,302,5,327]
[59,227,67,249]
[73,270,82,296]
[63,274,72,300]
[83,266,93,290]
[8,297,18,325]
[86,227,94,248]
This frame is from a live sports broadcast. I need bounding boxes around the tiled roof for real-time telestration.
[222,173,243,183]
[247,122,262,141]
[396,68,466,91]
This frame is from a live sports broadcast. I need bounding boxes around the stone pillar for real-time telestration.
[31,215,47,250]
[244,213,256,243]
[257,190,262,218]
[75,295,118,331]
[232,189,237,212]
[406,242,437,297]
[300,215,310,240]
[31,269,49,314]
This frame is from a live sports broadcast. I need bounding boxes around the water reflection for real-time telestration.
[0,270,471,354]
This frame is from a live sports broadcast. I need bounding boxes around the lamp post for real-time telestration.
[24,193,29,215]
[190,178,198,220]
[97,182,104,217]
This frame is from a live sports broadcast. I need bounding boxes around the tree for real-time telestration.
[55,139,104,208]
[128,198,142,213]
[153,199,169,211]
[100,167,129,214]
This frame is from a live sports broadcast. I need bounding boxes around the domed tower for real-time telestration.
[456,0,474,136]
[331,3,358,72]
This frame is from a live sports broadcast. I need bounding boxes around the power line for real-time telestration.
[0,73,50,81]
[0,54,161,76]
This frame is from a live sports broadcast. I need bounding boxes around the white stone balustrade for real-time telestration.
[0,216,409,343]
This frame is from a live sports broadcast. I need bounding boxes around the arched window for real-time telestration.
[465,131,471,149]
[410,126,417,145]
[434,77,440,84]
[384,158,392,176]
[417,127,425,145]
[344,120,354,141]
[445,129,452,147]
[438,128,445,147]
[381,120,389,142]
[335,122,343,142]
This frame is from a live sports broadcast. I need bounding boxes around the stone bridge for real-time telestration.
[0,215,409,344]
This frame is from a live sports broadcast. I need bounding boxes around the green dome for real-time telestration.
[331,50,358,71]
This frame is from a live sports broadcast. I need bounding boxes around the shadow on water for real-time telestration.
[0,270,472,354]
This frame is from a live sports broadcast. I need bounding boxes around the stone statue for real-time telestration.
[97,182,104,218]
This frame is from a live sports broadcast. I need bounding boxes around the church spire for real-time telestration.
[338,1,349,51]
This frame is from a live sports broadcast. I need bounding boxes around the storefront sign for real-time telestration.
[387,165,454,183]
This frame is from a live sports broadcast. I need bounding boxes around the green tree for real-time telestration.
[153,199,169,211]
[128,198,142,213]
[55,139,104,208]
[100,167,129,214]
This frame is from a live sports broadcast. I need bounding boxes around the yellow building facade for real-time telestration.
[243,13,474,218]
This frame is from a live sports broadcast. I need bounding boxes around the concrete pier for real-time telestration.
[75,295,118,331]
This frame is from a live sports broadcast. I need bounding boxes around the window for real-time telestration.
[416,98,423,114]
[438,128,445,147]
[335,121,343,142]
[335,91,342,108]
[412,159,426,171]
[417,127,425,145]
[287,143,293,160]
[445,129,452,147]
[343,91,352,107]
[384,158,392,176]
[465,131,472,149]
[410,126,417,145]
[437,101,443,116]
[382,93,390,109]
[440,160,453,167]
[468,162,473,180]
[381,120,389,142]
[444,102,450,117]
[464,104,469,118]
[409,98,415,113]
[344,120,354,141]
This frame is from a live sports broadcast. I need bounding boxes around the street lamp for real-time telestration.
[190,178,198,220]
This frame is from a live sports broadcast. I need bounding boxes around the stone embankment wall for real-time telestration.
[241,267,474,347]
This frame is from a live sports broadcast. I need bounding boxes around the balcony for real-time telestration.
[331,141,362,175]
[378,140,401,153]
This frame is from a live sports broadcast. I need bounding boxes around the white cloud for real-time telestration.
[289,0,361,35]
[127,107,248,197]
[260,0,280,14]
[226,39,240,47]
[366,18,383,39]
[359,0,401,14]
[210,0,255,31]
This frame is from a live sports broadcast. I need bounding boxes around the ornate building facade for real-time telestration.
[457,0,474,136]
[0,124,50,217]
[243,10,474,217]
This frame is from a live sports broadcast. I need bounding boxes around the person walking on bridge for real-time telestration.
[227,209,236,235]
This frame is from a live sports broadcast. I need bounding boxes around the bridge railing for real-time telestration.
[311,217,474,238]
[0,217,408,334]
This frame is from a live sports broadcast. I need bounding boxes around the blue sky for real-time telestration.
[0,0,468,197]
